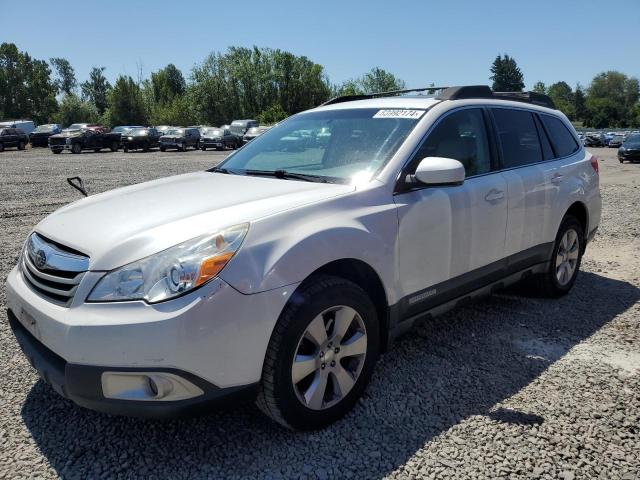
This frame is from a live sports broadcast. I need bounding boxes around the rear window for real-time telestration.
[492,109,542,168]
[540,115,579,157]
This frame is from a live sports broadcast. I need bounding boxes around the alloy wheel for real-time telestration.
[291,305,367,410]
[556,228,579,286]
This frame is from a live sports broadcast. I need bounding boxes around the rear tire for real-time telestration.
[256,275,379,430]
[532,215,584,297]
[110,141,118,152]
[123,146,129,153]
[0,143,4,152]
[160,146,166,152]
[52,149,61,154]
[71,143,81,154]
[201,146,206,151]
[180,142,186,152]
[94,148,101,152]
[18,141,26,150]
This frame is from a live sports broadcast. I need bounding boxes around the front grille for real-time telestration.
[49,138,65,146]
[21,233,89,307]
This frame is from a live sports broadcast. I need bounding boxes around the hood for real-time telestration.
[51,130,82,138]
[35,171,354,270]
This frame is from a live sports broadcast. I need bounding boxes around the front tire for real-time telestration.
[256,275,379,430]
[110,141,119,152]
[52,149,61,154]
[71,143,81,154]
[533,215,584,297]
[160,146,166,152]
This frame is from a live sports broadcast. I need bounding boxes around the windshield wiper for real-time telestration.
[209,166,239,175]
[243,169,329,183]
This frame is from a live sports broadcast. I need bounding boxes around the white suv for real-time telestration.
[6,86,601,430]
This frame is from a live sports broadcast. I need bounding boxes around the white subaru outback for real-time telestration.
[6,86,601,430]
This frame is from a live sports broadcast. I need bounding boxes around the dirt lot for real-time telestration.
[0,146,638,479]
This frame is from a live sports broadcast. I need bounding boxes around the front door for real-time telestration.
[394,107,508,317]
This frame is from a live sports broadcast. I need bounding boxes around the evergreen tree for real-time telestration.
[490,54,525,92]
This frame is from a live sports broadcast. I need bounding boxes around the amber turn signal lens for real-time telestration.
[195,252,234,286]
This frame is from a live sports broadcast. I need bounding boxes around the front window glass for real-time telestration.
[410,109,491,177]
[218,108,422,183]
[34,125,55,132]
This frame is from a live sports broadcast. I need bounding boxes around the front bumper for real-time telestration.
[619,151,640,161]
[8,310,257,417]
[5,265,297,417]
[201,139,223,148]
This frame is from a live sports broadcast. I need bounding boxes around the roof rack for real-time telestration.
[321,86,450,106]
[321,85,556,109]
[436,85,556,109]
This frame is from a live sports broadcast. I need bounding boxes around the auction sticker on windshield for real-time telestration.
[373,109,425,119]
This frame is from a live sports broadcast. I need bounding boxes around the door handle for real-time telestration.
[484,189,505,202]
[551,173,564,184]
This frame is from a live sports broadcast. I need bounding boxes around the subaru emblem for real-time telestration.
[34,250,47,269]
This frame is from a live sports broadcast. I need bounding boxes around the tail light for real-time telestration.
[590,155,599,174]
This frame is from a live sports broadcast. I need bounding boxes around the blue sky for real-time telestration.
[3,0,639,90]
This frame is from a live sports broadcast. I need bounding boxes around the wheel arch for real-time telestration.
[298,258,391,352]
[565,201,589,238]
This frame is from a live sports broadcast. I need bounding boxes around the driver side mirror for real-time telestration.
[412,157,465,186]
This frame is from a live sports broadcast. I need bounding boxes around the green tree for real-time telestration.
[0,42,57,124]
[105,75,147,126]
[584,71,639,128]
[258,104,288,124]
[358,67,405,93]
[547,81,574,119]
[574,84,587,122]
[81,67,111,114]
[191,46,331,126]
[532,81,546,94]
[50,57,77,95]
[490,54,525,92]
[53,93,99,126]
[150,64,186,105]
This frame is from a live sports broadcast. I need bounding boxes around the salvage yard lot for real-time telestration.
[0,147,639,479]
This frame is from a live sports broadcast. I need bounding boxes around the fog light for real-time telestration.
[101,372,203,401]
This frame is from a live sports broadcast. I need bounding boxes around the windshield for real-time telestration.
[166,128,184,135]
[68,123,85,129]
[34,125,56,132]
[217,108,423,183]
[112,126,131,133]
[203,128,223,136]
[129,128,149,136]
[624,134,640,145]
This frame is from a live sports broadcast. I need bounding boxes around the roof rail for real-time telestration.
[321,86,449,106]
[320,85,557,110]
[436,85,556,109]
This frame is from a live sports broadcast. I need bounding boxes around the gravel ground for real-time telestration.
[0,146,638,480]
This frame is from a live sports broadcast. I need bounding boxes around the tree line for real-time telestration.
[491,54,640,128]
[1,43,638,129]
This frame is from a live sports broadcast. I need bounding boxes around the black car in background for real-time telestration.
[583,134,605,147]
[29,124,62,147]
[0,128,29,151]
[122,127,162,152]
[618,134,640,163]
[608,135,625,148]
[242,126,270,144]
[159,127,200,151]
[200,127,241,150]
[48,127,121,154]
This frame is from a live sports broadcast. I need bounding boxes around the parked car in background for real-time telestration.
[230,119,258,137]
[29,124,62,147]
[159,127,200,151]
[155,125,173,135]
[242,126,270,144]
[122,127,162,152]
[608,135,624,148]
[201,127,241,150]
[67,123,99,130]
[0,120,35,135]
[618,134,640,163]
[0,127,29,151]
[48,127,121,154]
[583,134,605,147]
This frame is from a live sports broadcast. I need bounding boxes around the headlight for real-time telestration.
[65,138,71,144]
[87,223,248,303]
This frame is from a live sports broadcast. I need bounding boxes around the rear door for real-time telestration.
[490,107,561,263]
[394,107,508,316]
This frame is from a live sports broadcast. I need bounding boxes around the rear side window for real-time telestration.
[540,115,579,157]
[492,109,542,168]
